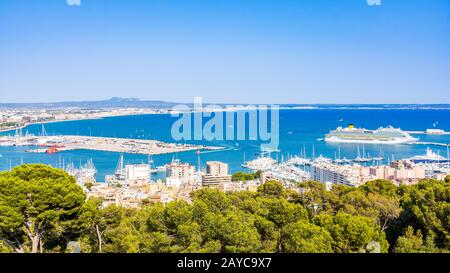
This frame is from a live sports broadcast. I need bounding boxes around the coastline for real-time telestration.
[0,111,170,134]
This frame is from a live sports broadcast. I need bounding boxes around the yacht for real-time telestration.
[408,148,448,163]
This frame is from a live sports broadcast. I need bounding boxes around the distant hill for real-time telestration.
[0,98,449,110]
[0,97,178,109]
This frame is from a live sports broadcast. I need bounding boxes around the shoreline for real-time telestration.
[0,111,170,134]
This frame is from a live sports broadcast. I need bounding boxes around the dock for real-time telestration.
[405,130,450,135]
[409,142,450,147]
[23,135,224,155]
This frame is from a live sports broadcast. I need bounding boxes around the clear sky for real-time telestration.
[0,0,449,104]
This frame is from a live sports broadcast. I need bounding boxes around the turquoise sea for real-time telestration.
[1,109,450,182]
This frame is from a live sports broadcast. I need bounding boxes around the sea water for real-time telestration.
[1,109,449,182]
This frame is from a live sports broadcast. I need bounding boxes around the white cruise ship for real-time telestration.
[325,125,418,144]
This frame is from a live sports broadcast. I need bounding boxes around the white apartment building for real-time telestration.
[165,160,197,187]
[125,164,150,182]
[311,163,375,186]
[202,161,232,190]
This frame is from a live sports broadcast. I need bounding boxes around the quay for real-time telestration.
[20,135,223,155]
[405,130,450,135]
[409,142,450,147]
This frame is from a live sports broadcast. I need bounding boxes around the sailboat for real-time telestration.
[354,145,371,163]
[334,146,345,164]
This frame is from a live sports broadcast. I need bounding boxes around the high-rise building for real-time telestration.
[311,162,375,186]
[202,161,232,190]
[206,161,229,176]
[125,164,150,182]
[165,160,196,187]
[369,160,425,185]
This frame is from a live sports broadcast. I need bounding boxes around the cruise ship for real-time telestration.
[325,125,418,144]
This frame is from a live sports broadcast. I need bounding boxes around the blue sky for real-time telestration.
[0,0,449,104]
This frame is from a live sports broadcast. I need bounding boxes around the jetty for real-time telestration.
[409,142,450,147]
[21,135,223,155]
[405,130,450,135]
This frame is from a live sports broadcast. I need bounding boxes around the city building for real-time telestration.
[426,129,445,135]
[311,162,375,186]
[125,164,150,184]
[369,160,426,185]
[202,161,232,191]
[165,160,197,187]
[206,161,229,176]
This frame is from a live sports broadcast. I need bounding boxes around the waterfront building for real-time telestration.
[125,164,150,184]
[369,160,426,185]
[165,160,197,187]
[202,161,232,191]
[426,129,445,135]
[206,161,229,176]
[311,162,375,186]
[311,160,426,187]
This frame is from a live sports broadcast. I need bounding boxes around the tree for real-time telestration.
[314,212,388,253]
[232,171,261,182]
[101,216,141,253]
[366,193,401,232]
[216,211,261,253]
[281,221,332,253]
[262,198,308,228]
[394,226,425,253]
[399,179,450,249]
[78,200,123,253]
[0,164,86,253]
[164,201,193,233]
[445,175,450,183]
[297,181,332,216]
[360,179,399,198]
[191,188,232,213]
[84,181,94,191]
[257,181,284,198]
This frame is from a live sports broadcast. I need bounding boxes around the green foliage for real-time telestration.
[191,188,232,213]
[0,164,86,253]
[2,165,450,253]
[257,181,284,198]
[360,179,399,198]
[232,171,261,182]
[314,212,388,253]
[281,221,332,253]
[84,181,94,191]
[394,226,424,253]
[398,178,450,249]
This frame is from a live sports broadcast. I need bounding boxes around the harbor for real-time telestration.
[2,110,450,182]
[28,135,222,155]
[0,131,223,156]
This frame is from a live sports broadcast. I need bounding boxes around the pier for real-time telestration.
[20,135,224,155]
[405,130,450,135]
[409,142,450,147]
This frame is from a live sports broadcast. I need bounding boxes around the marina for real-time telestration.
[2,109,450,181]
